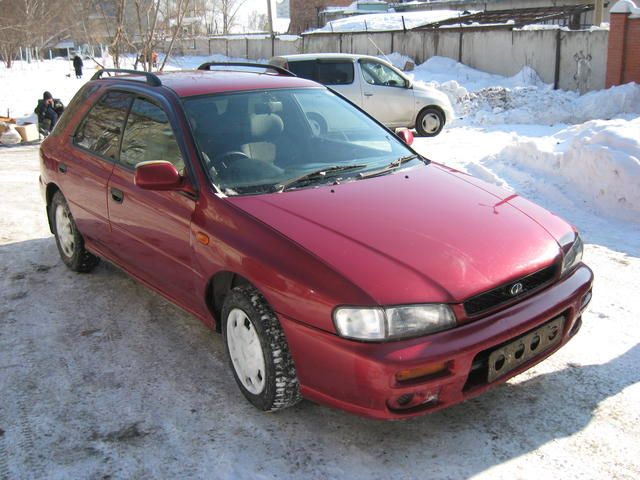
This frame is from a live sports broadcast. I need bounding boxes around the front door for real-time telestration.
[106,95,198,305]
[358,59,415,128]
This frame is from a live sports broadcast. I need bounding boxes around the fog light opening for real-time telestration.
[389,390,440,412]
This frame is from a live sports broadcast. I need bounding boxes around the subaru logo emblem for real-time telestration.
[510,282,524,296]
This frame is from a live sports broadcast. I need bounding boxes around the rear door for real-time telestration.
[65,91,133,247]
[106,94,198,304]
[315,59,361,106]
[358,59,415,127]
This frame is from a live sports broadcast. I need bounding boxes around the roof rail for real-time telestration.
[91,68,162,87]
[197,62,296,77]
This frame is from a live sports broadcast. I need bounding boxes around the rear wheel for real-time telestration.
[51,191,99,272]
[416,107,445,137]
[222,285,301,411]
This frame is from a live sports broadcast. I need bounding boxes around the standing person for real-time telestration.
[73,54,83,78]
[151,51,158,69]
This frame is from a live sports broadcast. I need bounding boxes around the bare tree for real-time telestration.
[0,0,73,67]
[159,0,191,71]
[218,0,247,35]
[247,9,268,33]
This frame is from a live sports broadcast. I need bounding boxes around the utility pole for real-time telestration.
[594,0,604,26]
[266,0,274,35]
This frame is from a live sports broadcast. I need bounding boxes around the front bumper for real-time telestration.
[279,264,593,420]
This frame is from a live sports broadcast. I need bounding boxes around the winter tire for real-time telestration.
[51,191,100,272]
[222,285,302,411]
[416,107,445,137]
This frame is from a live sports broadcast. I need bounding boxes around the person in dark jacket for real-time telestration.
[73,54,83,78]
[35,91,65,134]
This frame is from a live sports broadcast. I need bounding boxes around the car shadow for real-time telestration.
[278,343,639,478]
[1,236,636,479]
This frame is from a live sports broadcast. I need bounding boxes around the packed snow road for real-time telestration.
[1,136,638,479]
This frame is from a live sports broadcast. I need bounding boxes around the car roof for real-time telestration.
[94,69,321,97]
[272,53,387,63]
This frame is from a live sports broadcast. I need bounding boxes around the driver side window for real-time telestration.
[360,61,406,88]
[120,97,185,172]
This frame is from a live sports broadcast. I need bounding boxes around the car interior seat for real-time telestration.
[240,101,284,164]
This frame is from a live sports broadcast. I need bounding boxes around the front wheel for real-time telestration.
[222,285,301,411]
[51,191,100,272]
[415,107,445,137]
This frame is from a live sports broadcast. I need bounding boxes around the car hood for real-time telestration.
[228,163,568,306]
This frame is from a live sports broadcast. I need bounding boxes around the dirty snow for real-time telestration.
[1,57,639,479]
[409,56,640,125]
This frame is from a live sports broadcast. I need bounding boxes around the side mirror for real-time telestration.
[135,161,183,191]
[396,128,414,146]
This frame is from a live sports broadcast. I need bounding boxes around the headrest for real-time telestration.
[249,113,284,139]
[253,101,283,115]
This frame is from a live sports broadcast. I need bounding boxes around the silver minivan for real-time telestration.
[270,53,454,137]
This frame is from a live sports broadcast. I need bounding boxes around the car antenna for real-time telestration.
[367,36,392,65]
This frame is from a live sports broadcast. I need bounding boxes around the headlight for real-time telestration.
[333,304,456,341]
[561,233,584,276]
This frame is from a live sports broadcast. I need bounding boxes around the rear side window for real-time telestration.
[287,60,316,80]
[120,97,184,172]
[316,62,354,85]
[52,83,101,135]
[74,91,133,159]
[287,60,354,85]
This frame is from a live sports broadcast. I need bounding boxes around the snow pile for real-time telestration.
[312,10,467,33]
[458,83,640,125]
[410,56,547,91]
[468,118,640,222]
[377,52,414,70]
[409,56,640,126]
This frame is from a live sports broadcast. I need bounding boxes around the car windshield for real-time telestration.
[183,88,419,195]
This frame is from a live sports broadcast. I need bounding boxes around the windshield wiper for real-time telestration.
[273,164,366,192]
[358,154,424,179]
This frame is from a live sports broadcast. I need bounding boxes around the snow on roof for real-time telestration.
[309,10,469,33]
[610,0,640,17]
[53,41,75,49]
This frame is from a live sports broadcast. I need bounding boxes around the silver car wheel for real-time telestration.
[421,112,442,134]
[55,204,75,258]
[226,308,267,395]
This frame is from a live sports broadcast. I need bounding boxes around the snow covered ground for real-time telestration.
[1,57,639,479]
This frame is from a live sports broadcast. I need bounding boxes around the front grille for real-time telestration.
[463,263,558,316]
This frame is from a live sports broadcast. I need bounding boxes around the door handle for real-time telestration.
[364,93,374,97]
[58,163,67,173]
[110,188,124,204]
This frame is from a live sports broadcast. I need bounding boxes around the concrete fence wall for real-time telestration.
[171,28,608,92]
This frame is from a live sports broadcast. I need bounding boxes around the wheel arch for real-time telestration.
[45,182,61,233]
[205,270,253,332]
[416,104,446,124]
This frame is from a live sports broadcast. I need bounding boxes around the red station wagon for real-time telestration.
[39,65,593,419]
